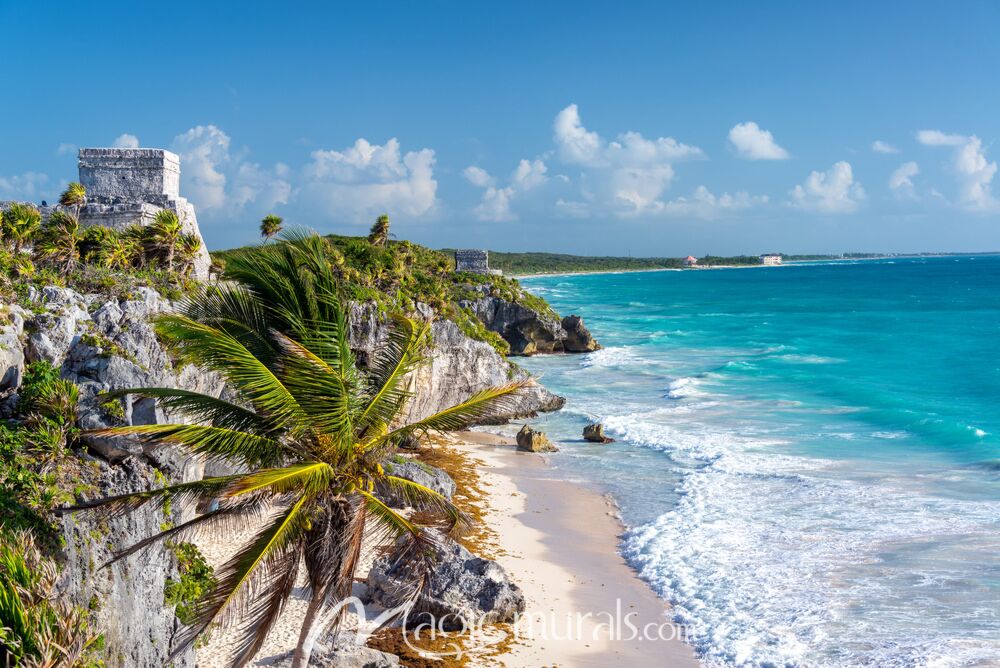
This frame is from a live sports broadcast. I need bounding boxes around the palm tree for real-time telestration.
[149,210,183,270]
[58,182,87,220]
[100,232,141,271]
[69,233,526,668]
[2,203,42,253]
[260,214,283,241]
[177,233,203,276]
[35,211,82,275]
[367,215,390,248]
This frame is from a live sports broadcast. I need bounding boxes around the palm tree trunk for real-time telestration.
[291,584,330,668]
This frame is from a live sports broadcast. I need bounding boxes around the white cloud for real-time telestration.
[0,172,50,200]
[465,158,549,221]
[918,129,998,211]
[462,166,494,188]
[728,122,790,160]
[656,186,769,218]
[56,143,76,156]
[512,159,548,190]
[553,104,603,165]
[916,130,966,147]
[172,125,293,215]
[789,161,865,213]
[889,161,919,199]
[113,133,140,149]
[872,140,899,154]
[302,138,437,221]
[552,104,703,216]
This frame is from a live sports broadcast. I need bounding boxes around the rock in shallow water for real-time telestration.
[561,314,601,353]
[516,424,558,452]
[583,422,614,443]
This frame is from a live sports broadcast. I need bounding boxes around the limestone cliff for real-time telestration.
[0,286,565,666]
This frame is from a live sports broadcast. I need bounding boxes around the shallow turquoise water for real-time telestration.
[513,257,1000,667]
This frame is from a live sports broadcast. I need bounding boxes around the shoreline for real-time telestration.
[451,430,699,667]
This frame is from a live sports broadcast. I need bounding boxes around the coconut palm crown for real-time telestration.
[58,182,87,218]
[68,232,526,668]
[367,214,390,248]
[260,214,284,241]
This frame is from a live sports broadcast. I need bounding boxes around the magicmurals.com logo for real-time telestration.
[321,597,692,661]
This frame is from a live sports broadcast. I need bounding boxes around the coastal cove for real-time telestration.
[512,256,1000,667]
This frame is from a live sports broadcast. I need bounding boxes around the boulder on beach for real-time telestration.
[515,424,558,452]
[376,457,456,508]
[365,529,525,631]
[272,646,400,668]
[583,423,614,443]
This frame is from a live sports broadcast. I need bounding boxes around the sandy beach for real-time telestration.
[448,430,698,668]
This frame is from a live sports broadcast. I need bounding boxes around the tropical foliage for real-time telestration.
[213,219,557,355]
[70,233,527,667]
[0,184,202,301]
[260,214,284,241]
[367,214,391,247]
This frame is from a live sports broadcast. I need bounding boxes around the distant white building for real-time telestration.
[760,254,782,266]
[455,249,502,276]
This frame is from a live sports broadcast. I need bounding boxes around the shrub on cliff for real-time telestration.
[68,232,528,667]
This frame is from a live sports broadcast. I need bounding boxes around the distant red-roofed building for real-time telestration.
[685,255,698,267]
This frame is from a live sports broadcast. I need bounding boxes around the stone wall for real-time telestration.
[455,249,490,274]
[79,148,180,200]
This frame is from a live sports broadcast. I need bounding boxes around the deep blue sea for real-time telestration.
[510,256,1000,667]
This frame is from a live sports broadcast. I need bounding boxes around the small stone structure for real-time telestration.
[760,254,782,266]
[1,148,210,279]
[455,248,501,275]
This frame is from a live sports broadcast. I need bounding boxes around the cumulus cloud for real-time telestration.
[889,161,919,199]
[916,130,966,147]
[172,125,292,214]
[789,161,865,213]
[0,172,50,200]
[728,122,790,160]
[918,129,998,210]
[113,133,140,149]
[465,158,549,221]
[657,186,769,218]
[552,104,703,216]
[302,138,437,222]
[462,166,494,188]
[872,140,899,154]
[56,143,76,156]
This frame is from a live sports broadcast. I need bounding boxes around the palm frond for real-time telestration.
[168,495,313,660]
[224,462,334,498]
[86,424,288,468]
[151,315,305,430]
[366,380,529,451]
[107,387,276,434]
[356,490,421,542]
[102,497,269,567]
[355,315,430,438]
[62,475,239,515]
[380,475,472,535]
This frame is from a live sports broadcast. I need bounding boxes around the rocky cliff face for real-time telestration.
[1,285,226,667]
[0,286,565,666]
[348,302,564,421]
[459,288,600,356]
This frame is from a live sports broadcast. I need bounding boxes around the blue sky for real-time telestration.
[2,1,1000,255]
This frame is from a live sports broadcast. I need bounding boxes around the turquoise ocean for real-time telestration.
[510,256,1000,667]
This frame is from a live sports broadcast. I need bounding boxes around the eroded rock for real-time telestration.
[516,424,558,452]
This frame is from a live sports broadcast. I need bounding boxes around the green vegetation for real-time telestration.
[475,249,891,275]
[0,184,202,303]
[259,214,283,241]
[72,233,526,667]
[213,227,556,355]
[0,529,104,667]
[164,542,217,626]
[0,361,103,666]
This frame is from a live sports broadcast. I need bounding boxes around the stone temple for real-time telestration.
[2,148,210,279]
[455,249,501,275]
